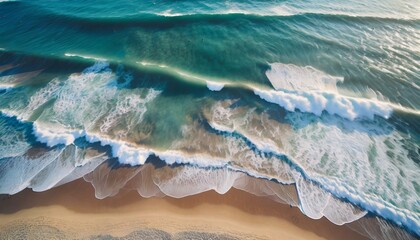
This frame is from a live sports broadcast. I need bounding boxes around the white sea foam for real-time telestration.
[148,2,419,21]
[169,120,366,225]
[135,61,420,120]
[0,140,108,194]
[64,53,107,62]
[157,150,228,167]
[1,61,160,165]
[156,9,184,17]
[83,159,144,199]
[7,107,419,234]
[100,89,161,135]
[136,60,420,120]
[0,118,31,159]
[18,78,61,119]
[32,123,151,166]
[256,63,394,120]
[254,88,393,120]
[33,122,230,168]
[156,167,239,197]
[29,90,420,234]
[293,172,367,225]
[54,152,107,188]
[0,117,411,239]
[1,61,418,236]
[22,61,160,142]
[0,83,15,90]
[206,81,225,91]
[208,121,234,134]
[0,148,64,194]
[28,146,90,192]
[33,122,85,147]
[284,113,420,235]
[0,69,43,85]
[266,63,344,92]
[206,101,420,235]
[86,134,151,166]
[83,157,367,225]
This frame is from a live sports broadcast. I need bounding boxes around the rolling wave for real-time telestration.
[0,53,399,121]
[0,111,367,223]
[1,1,417,29]
[36,12,420,27]
[1,50,418,121]
[206,104,420,236]
[135,60,420,120]
[1,102,418,237]
[0,58,418,238]
[64,53,107,62]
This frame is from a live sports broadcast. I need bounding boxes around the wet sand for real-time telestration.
[0,179,368,240]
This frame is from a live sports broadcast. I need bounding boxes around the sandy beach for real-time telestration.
[0,179,367,240]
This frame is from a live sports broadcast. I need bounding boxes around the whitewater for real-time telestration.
[0,59,418,238]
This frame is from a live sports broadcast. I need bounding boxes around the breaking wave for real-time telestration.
[134,60,418,120]
[0,59,418,239]
[0,112,417,239]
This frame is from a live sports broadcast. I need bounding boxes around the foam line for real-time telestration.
[206,115,420,236]
[64,53,108,61]
[149,7,418,21]
[206,81,225,91]
[0,83,15,90]
[254,88,393,120]
[25,57,412,121]
[135,61,419,120]
[33,122,229,168]
[265,63,344,92]
[0,59,418,235]
[5,111,419,234]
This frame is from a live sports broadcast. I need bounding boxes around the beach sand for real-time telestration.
[0,179,368,240]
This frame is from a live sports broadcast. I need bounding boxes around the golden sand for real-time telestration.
[0,179,367,240]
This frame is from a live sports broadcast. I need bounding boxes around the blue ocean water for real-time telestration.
[0,0,419,239]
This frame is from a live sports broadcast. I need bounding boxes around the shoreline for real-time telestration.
[0,179,367,240]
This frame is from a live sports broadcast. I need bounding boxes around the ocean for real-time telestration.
[0,0,419,239]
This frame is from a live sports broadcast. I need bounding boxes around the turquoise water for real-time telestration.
[0,1,419,239]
